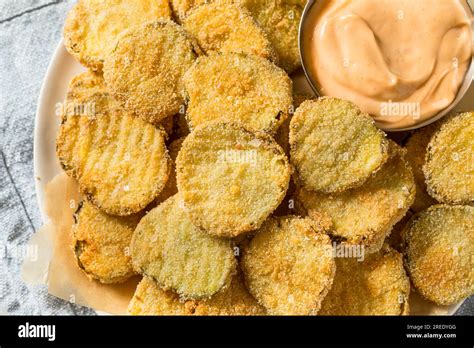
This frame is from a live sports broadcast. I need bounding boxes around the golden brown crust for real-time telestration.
[131,195,237,299]
[183,2,277,63]
[402,205,474,305]
[290,98,389,193]
[72,202,140,284]
[176,121,291,238]
[423,112,474,205]
[194,271,266,315]
[183,53,293,133]
[128,277,197,315]
[404,121,443,212]
[319,245,411,315]
[103,20,198,124]
[128,273,265,315]
[171,0,305,72]
[240,0,305,73]
[56,72,171,216]
[297,142,415,253]
[64,0,172,71]
[241,216,335,315]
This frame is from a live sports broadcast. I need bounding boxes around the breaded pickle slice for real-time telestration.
[194,271,266,315]
[404,123,441,212]
[131,195,237,299]
[183,2,277,62]
[72,202,139,284]
[290,98,389,193]
[423,112,474,205]
[184,53,293,133]
[176,122,291,237]
[241,0,305,73]
[319,245,410,315]
[128,277,196,315]
[402,205,474,305]
[57,74,171,216]
[297,143,415,253]
[104,20,197,124]
[241,216,335,315]
[172,0,305,72]
[64,0,172,71]
[57,71,110,176]
[128,273,264,315]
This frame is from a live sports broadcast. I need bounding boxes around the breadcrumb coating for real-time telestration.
[104,20,198,124]
[290,98,389,193]
[184,53,292,133]
[241,216,335,315]
[176,121,291,237]
[64,0,171,71]
[297,142,415,253]
[57,72,171,216]
[402,205,474,305]
[319,245,410,315]
[131,195,237,299]
[183,2,277,62]
[423,112,474,205]
[72,202,140,284]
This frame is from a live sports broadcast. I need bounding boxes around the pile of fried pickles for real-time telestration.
[57,0,473,315]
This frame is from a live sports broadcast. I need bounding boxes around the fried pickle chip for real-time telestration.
[290,98,389,193]
[402,205,474,305]
[241,0,305,73]
[183,53,293,133]
[57,73,171,216]
[404,123,441,212]
[64,0,172,71]
[183,2,277,63]
[176,121,291,237]
[423,112,474,205]
[72,202,139,284]
[128,277,197,315]
[194,271,266,315]
[297,142,415,253]
[131,195,237,299]
[172,0,305,72]
[319,245,410,315]
[155,137,185,204]
[104,20,197,124]
[128,273,264,315]
[241,216,335,315]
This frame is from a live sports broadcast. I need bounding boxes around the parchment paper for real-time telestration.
[22,173,139,315]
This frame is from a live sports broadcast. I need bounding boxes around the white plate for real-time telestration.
[35,40,469,315]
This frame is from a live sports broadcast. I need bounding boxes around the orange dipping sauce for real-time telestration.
[301,0,473,130]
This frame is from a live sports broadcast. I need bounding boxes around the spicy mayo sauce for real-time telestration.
[302,0,473,130]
